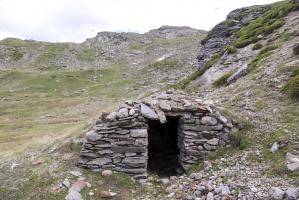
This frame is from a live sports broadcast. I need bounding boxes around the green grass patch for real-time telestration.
[148,59,178,71]
[249,45,279,72]
[233,1,298,48]
[227,45,237,54]
[284,68,299,101]
[212,72,234,88]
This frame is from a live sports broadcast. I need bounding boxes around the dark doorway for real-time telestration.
[147,116,180,176]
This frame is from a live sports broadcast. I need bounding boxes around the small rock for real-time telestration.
[106,112,116,120]
[285,187,299,200]
[63,178,71,188]
[269,187,285,200]
[204,160,212,168]
[100,191,117,198]
[160,178,170,186]
[219,115,228,124]
[159,100,171,111]
[207,138,219,146]
[32,160,44,166]
[206,192,214,200]
[88,191,94,196]
[129,109,135,116]
[201,116,218,126]
[116,108,129,118]
[70,170,82,177]
[10,163,18,170]
[271,142,279,152]
[102,170,113,176]
[220,185,230,196]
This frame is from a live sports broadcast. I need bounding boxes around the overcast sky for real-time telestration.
[0,0,279,43]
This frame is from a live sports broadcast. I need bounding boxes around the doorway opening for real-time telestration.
[147,116,180,176]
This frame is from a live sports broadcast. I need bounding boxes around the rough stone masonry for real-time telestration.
[79,90,240,180]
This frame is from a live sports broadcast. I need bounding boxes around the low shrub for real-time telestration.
[212,72,234,88]
[252,43,263,50]
[284,68,299,101]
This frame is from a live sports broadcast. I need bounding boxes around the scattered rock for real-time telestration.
[206,192,214,200]
[271,142,280,152]
[32,160,44,166]
[102,170,113,176]
[269,187,285,200]
[100,191,117,198]
[160,178,170,186]
[63,178,71,188]
[70,170,82,177]
[286,153,299,171]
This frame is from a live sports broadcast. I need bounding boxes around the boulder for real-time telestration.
[269,187,285,200]
[285,187,299,200]
[293,42,299,55]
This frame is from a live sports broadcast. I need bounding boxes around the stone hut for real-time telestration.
[79,90,239,180]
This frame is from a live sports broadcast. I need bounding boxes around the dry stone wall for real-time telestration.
[79,90,239,179]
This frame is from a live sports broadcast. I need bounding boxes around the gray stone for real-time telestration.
[140,104,159,120]
[122,157,146,164]
[207,192,214,200]
[287,162,299,171]
[135,138,148,146]
[106,112,116,121]
[160,178,170,186]
[129,109,135,116]
[65,189,82,200]
[116,108,129,118]
[159,100,171,111]
[269,187,285,200]
[207,138,219,145]
[219,115,228,124]
[220,185,230,196]
[86,131,102,141]
[130,129,147,137]
[87,158,112,166]
[285,187,299,200]
[201,116,218,126]
[70,170,82,177]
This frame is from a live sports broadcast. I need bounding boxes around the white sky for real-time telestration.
[0,0,279,43]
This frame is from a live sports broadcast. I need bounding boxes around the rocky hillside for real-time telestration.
[1,1,299,200]
[0,26,206,70]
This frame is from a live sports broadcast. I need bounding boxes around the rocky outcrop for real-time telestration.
[79,91,239,180]
[196,5,269,68]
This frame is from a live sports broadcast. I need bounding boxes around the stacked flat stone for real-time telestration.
[79,90,239,179]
